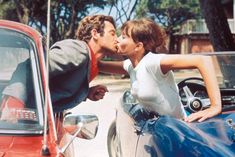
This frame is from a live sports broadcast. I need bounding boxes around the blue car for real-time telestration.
[107,52,235,157]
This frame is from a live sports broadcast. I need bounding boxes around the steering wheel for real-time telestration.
[178,77,211,113]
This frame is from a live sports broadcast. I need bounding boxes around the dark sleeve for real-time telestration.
[2,59,31,103]
[49,39,90,78]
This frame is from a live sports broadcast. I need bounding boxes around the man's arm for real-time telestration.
[49,40,89,78]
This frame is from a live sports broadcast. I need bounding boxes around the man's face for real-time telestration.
[98,21,118,54]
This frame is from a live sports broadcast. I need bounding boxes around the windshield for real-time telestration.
[174,52,235,89]
[0,28,43,134]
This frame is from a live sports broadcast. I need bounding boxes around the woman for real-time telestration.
[99,18,221,122]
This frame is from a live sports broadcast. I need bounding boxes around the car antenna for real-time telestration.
[41,0,51,156]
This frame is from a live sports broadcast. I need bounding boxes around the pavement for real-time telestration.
[69,71,199,157]
[70,75,130,157]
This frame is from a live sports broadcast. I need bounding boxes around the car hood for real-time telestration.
[0,136,45,157]
[146,113,235,157]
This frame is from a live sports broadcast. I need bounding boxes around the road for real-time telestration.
[70,75,130,157]
[68,71,193,157]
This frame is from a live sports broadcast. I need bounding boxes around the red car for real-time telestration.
[0,20,98,157]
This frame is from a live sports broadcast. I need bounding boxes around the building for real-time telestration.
[175,0,235,54]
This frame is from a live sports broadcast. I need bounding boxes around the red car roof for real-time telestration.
[0,20,42,39]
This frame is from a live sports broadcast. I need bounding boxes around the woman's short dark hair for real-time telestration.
[121,18,167,53]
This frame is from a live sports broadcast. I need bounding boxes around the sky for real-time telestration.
[87,0,137,27]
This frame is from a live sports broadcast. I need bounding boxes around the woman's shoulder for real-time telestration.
[147,52,165,57]
[123,59,133,72]
[144,52,166,63]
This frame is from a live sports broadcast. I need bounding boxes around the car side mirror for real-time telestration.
[63,114,99,140]
[60,114,99,155]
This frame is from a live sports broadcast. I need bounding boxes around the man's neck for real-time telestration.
[88,40,104,61]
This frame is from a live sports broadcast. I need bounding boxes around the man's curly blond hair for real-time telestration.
[76,15,116,43]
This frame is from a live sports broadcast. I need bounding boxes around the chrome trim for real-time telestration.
[30,42,44,126]
[191,51,235,55]
[0,130,43,134]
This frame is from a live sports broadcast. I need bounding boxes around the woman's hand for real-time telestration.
[184,105,221,122]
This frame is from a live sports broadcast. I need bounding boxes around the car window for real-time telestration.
[0,28,43,134]
[174,53,235,89]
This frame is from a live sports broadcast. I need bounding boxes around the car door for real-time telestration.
[118,90,156,157]
[116,101,139,157]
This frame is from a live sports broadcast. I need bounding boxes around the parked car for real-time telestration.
[107,52,235,157]
[0,20,98,157]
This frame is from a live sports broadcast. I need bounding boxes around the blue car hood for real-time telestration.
[146,113,235,157]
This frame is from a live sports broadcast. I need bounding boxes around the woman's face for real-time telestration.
[116,31,137,56]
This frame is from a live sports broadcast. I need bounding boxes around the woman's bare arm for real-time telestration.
[161,55,222,122]
[98,60,127,75]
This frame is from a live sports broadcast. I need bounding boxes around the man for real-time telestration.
[49,15,118,112]
[1,15,118,116]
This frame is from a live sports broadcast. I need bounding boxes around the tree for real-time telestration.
[0,0,141,43]
[0,0,47,26]
[0,1,18,21]
[103,0,140,27]
[199,0,235,51]
[0,0,107,44]
[199,0,235,88]
[135,0,201,53]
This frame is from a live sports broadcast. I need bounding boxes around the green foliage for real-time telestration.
[135,0,148,18]
[105,0,141,26]
[135,0,201,34]
[0,0,201,46]
[0,0,107,44]
[0,1,18,21]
